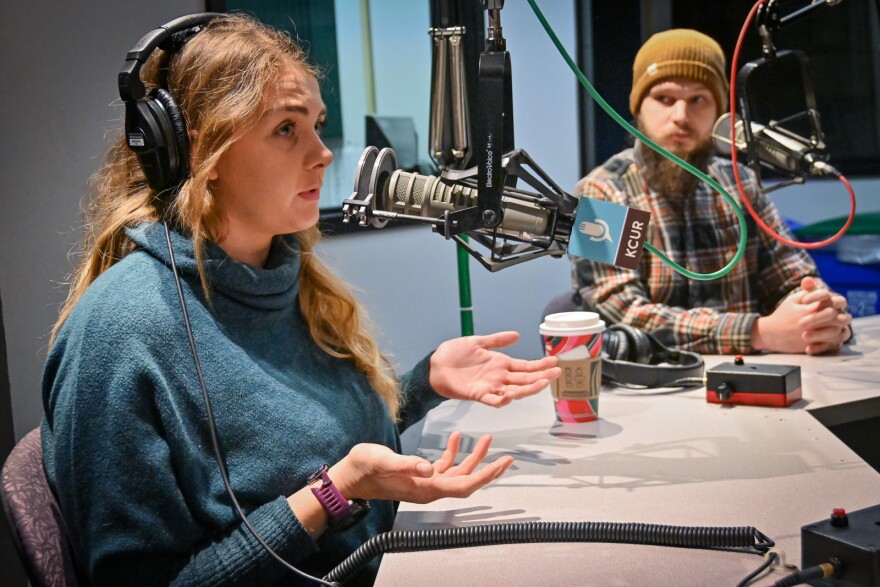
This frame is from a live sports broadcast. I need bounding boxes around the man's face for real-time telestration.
[638,77,718,156]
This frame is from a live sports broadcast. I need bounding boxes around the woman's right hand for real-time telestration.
[329,431,512,504]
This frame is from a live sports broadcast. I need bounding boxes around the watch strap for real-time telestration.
[308,464,370,531]
[310,477,351,526]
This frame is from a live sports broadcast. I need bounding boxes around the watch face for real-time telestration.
[334,499,371,532]
[307,463,330,486]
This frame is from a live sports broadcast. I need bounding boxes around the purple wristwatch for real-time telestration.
[307,464,370,531]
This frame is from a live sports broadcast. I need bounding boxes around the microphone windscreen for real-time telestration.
[711,113,734,155]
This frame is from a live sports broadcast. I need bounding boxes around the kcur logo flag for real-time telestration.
[567,198,651,270]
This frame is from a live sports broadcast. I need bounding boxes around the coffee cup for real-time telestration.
[539,311,606,422]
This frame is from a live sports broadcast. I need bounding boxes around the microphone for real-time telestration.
[342,146,577,271]
[712,112,833,176]
[380,169,552,236]
[342,146,652,273]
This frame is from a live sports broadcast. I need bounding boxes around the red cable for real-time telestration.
[729,0,856,249]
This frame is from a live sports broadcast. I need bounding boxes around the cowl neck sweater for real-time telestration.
[126,222,301,310]
[42,222,440,586]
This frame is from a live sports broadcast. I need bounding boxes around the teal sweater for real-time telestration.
[41,222,444,586]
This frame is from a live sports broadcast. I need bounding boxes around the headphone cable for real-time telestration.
[604,376,706,391]
[664,376,707,388]
[737,551,780,587]
[162,221,335,586]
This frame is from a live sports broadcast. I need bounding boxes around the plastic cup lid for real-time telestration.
[540,311,605,336]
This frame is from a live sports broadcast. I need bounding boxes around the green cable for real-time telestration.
[527,0,747,281]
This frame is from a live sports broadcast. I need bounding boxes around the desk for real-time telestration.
[375,315,880,586]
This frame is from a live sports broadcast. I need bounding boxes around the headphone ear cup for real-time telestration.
[605,324,653,363]
[621,324,653,364]
[603,326,625,360]
[126,88,189,191]
[150,88,190,188]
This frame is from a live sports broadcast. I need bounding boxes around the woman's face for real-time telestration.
[208,60,333,254]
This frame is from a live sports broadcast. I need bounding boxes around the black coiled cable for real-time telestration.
[323,521,774,584]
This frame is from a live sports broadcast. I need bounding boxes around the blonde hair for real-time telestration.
[52,14,400,416]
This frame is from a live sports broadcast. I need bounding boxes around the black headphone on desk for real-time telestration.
[118,13,221,192]
[602,324,705,388]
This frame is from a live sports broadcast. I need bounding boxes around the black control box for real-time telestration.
[802,504,880,586]
[706,360,801,407]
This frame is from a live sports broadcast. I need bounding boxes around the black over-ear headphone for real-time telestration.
[118,13,221,192]
[602,324,705,388]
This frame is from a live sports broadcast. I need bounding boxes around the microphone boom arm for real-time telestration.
[757,0,844,59]
[474,0,514,230]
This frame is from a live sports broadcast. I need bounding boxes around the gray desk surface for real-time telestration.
[375,315,880,586]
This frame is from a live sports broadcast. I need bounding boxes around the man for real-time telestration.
[571,29,851,355]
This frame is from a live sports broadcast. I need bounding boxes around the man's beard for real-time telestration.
[637,120,714,198]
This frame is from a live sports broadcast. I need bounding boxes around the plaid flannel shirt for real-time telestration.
[571,143,823,355]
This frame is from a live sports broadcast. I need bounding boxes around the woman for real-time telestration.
[41,13,559,586]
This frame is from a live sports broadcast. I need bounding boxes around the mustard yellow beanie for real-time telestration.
[629,29,728,117]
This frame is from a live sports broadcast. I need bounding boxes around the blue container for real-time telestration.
[808,248,880,317]
[794,214,880,318]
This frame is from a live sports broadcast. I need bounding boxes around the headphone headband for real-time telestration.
[119,13,222,102]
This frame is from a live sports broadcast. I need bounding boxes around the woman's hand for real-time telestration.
[429,331,561,407]
[330,432,512,503]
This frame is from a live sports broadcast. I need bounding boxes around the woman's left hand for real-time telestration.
[429,331,561,407]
